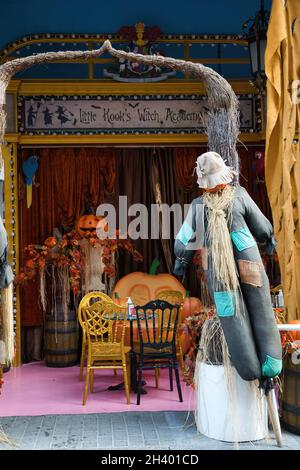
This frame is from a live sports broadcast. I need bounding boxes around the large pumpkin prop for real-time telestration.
[112,262,186,306]
[76,214,108,238]
[112,260,199,353]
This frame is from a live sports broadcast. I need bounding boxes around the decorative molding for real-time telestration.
[4,131,265,145]
[2,142,20,366]
[1,32,248,63]
[7,79,257,96]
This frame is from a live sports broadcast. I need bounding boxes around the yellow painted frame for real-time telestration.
[2,141,21,365]
[3,78,265,366]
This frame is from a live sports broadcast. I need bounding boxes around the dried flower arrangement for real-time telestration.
[15,229,143,308]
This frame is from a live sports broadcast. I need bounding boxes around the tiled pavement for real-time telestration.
[0,411,300,450]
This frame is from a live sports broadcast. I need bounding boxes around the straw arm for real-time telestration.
[0,40,239,173]
[0,42,108,82]
[106,41,236,110]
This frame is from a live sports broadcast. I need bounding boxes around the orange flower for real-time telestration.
[25,259,35,269]
[38,258,46,269]
[15,272,26,283]
[60,239,68,248]
[44,236,57,248]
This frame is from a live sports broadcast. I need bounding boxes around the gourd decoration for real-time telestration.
[182,293,202,320]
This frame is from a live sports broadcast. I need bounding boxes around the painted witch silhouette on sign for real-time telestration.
[55,105,77,126]
[26,102,77,128]
[27,105,38,127]
[42,107,53,126]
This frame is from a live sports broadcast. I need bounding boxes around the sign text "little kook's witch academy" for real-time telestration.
[23,96,205,131]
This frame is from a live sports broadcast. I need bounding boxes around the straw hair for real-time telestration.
[203,185,239,296]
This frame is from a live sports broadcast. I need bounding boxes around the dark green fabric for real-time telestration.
[174,185,282,381]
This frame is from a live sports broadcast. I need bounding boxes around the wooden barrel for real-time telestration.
[280,349,300,435]
[44,313,79,367]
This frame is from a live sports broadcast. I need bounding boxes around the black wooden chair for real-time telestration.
[132,300,183,405]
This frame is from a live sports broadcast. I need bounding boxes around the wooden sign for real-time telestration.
[19,95,254,134]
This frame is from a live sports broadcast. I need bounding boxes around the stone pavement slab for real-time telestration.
[0,411,299,450]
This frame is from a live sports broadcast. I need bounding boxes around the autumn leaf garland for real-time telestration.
[15,230,143,296]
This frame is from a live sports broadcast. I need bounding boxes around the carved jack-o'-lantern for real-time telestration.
[76,214,108,238]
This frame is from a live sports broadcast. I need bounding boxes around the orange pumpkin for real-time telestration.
[182,296,202,320]
[76,214,108,238]
[288,320,300,341]
[112,270,185,306]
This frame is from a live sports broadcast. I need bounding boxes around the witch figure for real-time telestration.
[173,151,282,382]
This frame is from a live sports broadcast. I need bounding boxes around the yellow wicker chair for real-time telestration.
[81,298,131,405]
[78,291,112,381]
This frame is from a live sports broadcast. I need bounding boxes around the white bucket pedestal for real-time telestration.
[196,363,268,442]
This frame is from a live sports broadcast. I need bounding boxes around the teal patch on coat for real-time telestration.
[214,291,235,317]
[176,221,194,246]
[262,355,282,378]
[230,227,256,251]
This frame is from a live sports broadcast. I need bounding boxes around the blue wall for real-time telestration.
[0,0,272,50]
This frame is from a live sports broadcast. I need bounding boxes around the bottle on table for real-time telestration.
[126,297,135,319]
[277,289,284,308]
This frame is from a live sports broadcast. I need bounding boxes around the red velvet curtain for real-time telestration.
[174,147,199,192]
[19,147,116,327]
[115,147,204,292]
[174,145,272,218]
[237,146,272,220]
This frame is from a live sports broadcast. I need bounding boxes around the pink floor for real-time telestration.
[0,362,195,416]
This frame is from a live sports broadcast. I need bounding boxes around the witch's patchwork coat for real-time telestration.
[174,185,282,380]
